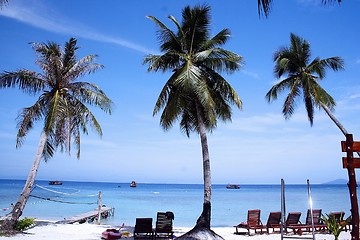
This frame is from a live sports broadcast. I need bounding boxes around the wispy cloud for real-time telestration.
[241,69,260,79]
[356,59,360,64]
[0,1,156,54]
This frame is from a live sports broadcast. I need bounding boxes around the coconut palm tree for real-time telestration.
[266,33,344,131]
[265,33,360,240]
[144,5,243,239]
[0,38,112,231]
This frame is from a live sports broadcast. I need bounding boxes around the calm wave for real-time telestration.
[0,179,353,227]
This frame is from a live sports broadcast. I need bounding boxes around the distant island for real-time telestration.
[323,179,348,184]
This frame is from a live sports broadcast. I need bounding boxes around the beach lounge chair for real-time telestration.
[284,212,301,233]
[154,211,174,239]
[234,209,267,235]
[133,218,154,239]
[266,211,282,234]
[288,209,326,235]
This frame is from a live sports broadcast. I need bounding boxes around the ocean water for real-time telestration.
[0,179,353,228]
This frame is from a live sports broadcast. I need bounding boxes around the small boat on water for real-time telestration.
[49,181,63,185]
[130,181,137,188]
[226,184,240,189]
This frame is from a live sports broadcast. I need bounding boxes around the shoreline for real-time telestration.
[0,221,352,240]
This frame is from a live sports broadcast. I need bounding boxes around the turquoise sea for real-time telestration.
[0,179,354,228]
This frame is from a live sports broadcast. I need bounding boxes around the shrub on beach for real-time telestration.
[14,217,36,231]
[322,214,350,240]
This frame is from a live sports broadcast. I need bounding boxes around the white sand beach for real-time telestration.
[0,222,352,240]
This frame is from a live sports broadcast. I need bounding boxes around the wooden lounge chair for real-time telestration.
[266,211,282,233]
[284,212,301,233]
[234,209,267,235]
[154,211,174,239]
[133,218,154,239]
[288,209,326,235]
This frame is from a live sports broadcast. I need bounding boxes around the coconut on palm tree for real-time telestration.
[265,33,360,240]
[144,5,243,239]
[0,38,112,232]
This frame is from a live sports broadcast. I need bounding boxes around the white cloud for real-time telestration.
[0,1,155,54]
[241,70,260,79]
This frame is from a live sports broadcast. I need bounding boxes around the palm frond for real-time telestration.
[182,5,211,54]
[282,86,300,120]
[147,16,182,53]
[69,82,113,114]
[153,79,173,116]
[0,70,45,95]
[15,100,44,148]
[202,48,243,73]
[266,76,295,102]
[303,88,315,126]
[258,0,272,17]
[144,52,184,72]
[62,38,78,68]
[42,135,55,162]
[64,55,103,81]
[203,28,231,49]
[320,57,345,72]
[322,0,342,4]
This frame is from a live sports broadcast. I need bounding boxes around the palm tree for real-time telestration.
[266,33,345,132]
[144,5,243,239]
[0,38,112,231]
[257,0,341,17]
[265,33,359,240]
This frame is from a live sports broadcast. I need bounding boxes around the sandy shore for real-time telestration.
[0,222,352,240]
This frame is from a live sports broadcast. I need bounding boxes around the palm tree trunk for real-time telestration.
[194,104,212,229]
[1,132,47,231]
[176,104,225,239]
[321,103,348,136]
[322,104,360,240]
[196,119,212,229]
[321,103,360,157]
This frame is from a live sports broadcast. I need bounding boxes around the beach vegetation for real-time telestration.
[14,217,36,231]
[144,4,243,239]
[321,213,350,240]
[0,38,113,232]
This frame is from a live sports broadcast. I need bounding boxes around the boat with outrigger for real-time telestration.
[226,184,240,189]
[48,180,63,185]
[130,181,137,187]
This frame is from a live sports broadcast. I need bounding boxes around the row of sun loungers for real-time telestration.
[234,209,349,236]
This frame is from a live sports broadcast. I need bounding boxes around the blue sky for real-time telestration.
[0,0,359,184]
